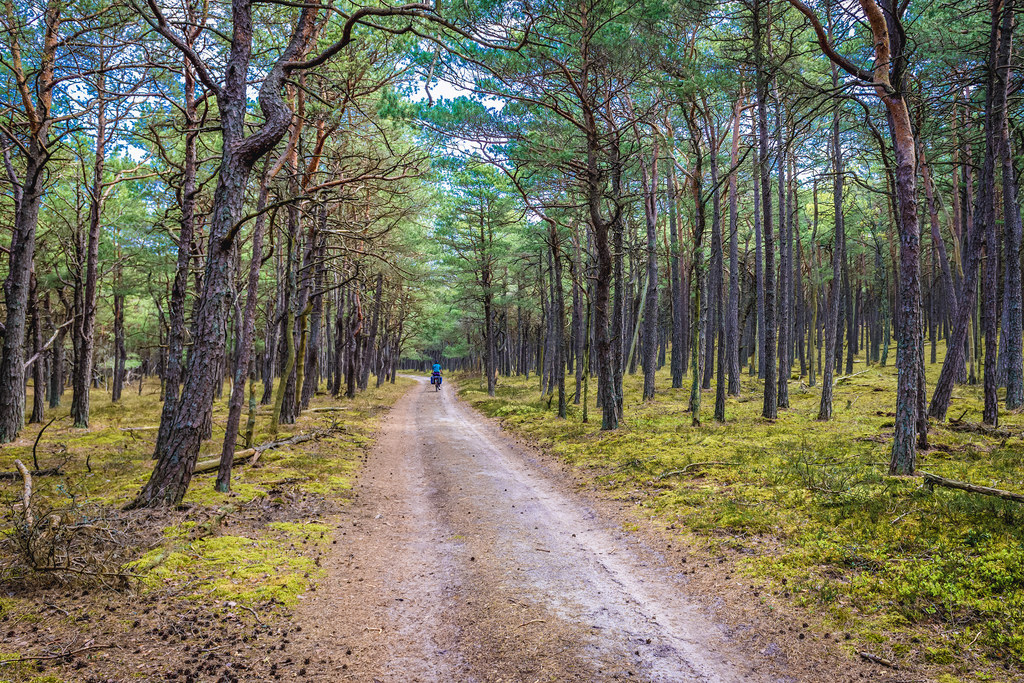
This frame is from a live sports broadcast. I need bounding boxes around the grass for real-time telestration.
[455,344,1024,681]
[0,377,413,650]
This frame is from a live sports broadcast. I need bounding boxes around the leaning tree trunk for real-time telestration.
[129,6,318,508]
[928,0,1002,422]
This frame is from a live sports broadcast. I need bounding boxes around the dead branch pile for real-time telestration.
[946,418,1014,439]
[1,461,140,588]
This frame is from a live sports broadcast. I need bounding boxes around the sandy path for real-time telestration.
[289,378,767,682]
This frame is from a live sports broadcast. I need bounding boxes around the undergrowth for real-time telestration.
[0,376,412,679]
[456,348,1024,681]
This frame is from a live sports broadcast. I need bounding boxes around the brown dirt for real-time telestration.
[286,378,894,682]
[1,380,910,682]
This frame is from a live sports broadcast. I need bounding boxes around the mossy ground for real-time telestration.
[0,376,413,682]
[456,346,1023,682]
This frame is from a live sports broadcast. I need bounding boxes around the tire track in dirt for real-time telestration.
[290,378,768,682]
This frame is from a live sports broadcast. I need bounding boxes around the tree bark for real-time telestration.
[155,55,201,454]
[216,164,271,491]
[727,96,744,396]
[130,3,320,508]
[819,104,845,421]
[0,0,59,442]
[642,145,659,401]
[754,0,777,419]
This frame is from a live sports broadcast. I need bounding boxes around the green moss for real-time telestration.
[926,647,956,665]
[132,532,321,606]
[453,355,1024,674]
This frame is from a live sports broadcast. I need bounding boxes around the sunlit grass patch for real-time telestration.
[131,520,333,607]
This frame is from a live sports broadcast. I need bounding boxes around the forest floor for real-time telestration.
[278,374,874,682]
[0,377,413,682]
[453,352,1024,683]
[0,359,1020,683]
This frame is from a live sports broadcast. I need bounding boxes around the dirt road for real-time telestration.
[289,378,770,682]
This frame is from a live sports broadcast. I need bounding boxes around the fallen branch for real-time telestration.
[857,651,897,669]
[192,427,340,474]
[655,462,731,481]
[119,425,159,431]
[14,460,33,527]
[516,619,546,628]
[0,643,112,665]
[920,471,1024,504]
[946,418,1013,438]
[240,604,266,626]
[835,370,870,383]
[0,466,62,481]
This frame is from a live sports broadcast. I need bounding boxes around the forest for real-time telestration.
[1,0,1023,681]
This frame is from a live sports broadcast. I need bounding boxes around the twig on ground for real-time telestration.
[0,643,112,665]
[945,419,1014,438]
[858,651,898,668]
[835,370,869,383]
[0,466,62,481]
[655,462,731,480]
[240,604,265,626]
[517,619,546,628]
[14,460,33,527]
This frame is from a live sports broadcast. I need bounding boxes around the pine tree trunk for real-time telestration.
[727,96,744,396]
[642,148,659,401]
[29,274,44,424]
[70,77,107,429]
[217,166,270,491]
[755,0,777,419]
[130,4,318,507]
[819,107,845,421]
